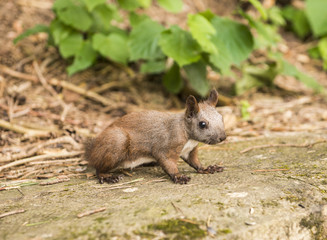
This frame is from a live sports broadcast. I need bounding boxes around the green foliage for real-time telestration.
[159,25,202,67]
[14,0,326,96]
[209,16,254,75]
[305,0,327,37]
[183,60,209,97]
[92,33,129,64]
[157,0,183,13]
[240,100,251,120]
[282,6,310,39]
[128,19,164,61]
[163,62,183,94]
[13,25,49,44]
[187,14,217,54]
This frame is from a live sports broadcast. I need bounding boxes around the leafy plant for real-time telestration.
[14,0,325,96]
[15,0,255,96]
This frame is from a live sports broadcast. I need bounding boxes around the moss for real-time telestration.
[218,228,232,234]
[300,211,327,240]
[261,200,279,207]
[147,218,206,240]
[133,230,156,239]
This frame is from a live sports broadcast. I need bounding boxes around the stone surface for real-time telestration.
[1,131,327,239]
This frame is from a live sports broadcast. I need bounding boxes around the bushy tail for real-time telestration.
[83,137,95,162]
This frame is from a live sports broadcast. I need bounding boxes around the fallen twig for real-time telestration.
[171,202,186,217]
[0,209,25,219]
[0,151,83,172]
[240,139,327,153]
[1,136,81,162]
[77,207,106,218]
[49,78,122,107]
[0,64,37,82]
[0,119,49,137]
[252,169,290,172]
[94,178,144,189]
[40,176,70,185]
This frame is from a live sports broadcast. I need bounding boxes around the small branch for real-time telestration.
[1,136,81,162]
[171,202,185,217]
[0,119,49,137]
[94,178,144,189]
[240,139,327,153]
[77,207,106,218]
[40,176,70,186]
[49,78,120,107]
[0,151,83,172]
[0,64,38,82]
[33,61,58,97]
[0,209,25,219]
[252,169,290,172]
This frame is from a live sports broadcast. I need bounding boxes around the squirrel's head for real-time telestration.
[184,89,226,145]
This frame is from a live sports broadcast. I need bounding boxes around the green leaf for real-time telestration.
[187,14,217,54]
[209,16,254,75]
[128,19,164,61]
[235,63,277,95]
[83,0,106,11]
[248,0,268,20]
[117,0,141,11]
[199,10,215,22]
[267,6,285,26]
[59,32,83,58]
[67,40,97,75]
[305,0,327,37]
[317,37,327,70]
[13,25,49,44]
[240,100,251,120]
[163,62,183,93]
[240,10,280,49]
[91,4,119,31]
[137,0,152,8]
[282,6,310,39]
[308,46,321,59]
[92,33,129,64]
[281,59,324,93]
[53,0,83,10]
[50,19,73,45]
[57,5,92,31]
[129,12,150,28]
[141,60,166,73]
[184,60,209,96]
[157,0,183,13]
[159,25,201,67]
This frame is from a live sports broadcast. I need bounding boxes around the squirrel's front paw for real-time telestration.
[172,174,191,184]
[198,165,224,174]
[98,174,123,184]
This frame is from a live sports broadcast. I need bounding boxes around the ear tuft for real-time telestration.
[185,95,199,118]
[206,89,219,106]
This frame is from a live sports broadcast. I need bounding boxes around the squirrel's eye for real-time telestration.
[199,121,206,129]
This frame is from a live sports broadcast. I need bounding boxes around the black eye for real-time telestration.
[199,121,206,129]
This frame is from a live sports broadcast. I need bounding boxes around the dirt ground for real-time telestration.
[1,133,327,239]
[1,0,327,239]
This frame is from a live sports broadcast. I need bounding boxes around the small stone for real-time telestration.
[123,187,138,193]
[245,220,256,226]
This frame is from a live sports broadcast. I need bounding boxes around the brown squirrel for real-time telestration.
[85,89,226,184]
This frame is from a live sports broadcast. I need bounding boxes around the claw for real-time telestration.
[198,165,224,174]
[172,174,191,184]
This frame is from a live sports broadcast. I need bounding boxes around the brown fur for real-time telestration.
[85,89,226,184]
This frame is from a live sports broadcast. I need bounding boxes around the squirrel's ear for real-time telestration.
[185,95,199,118]
[206,89,219,106]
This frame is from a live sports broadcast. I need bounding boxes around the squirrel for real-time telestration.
[84,89,226,184]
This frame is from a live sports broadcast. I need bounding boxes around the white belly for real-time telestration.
[122,157,155,169]
[180,140,199,159]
